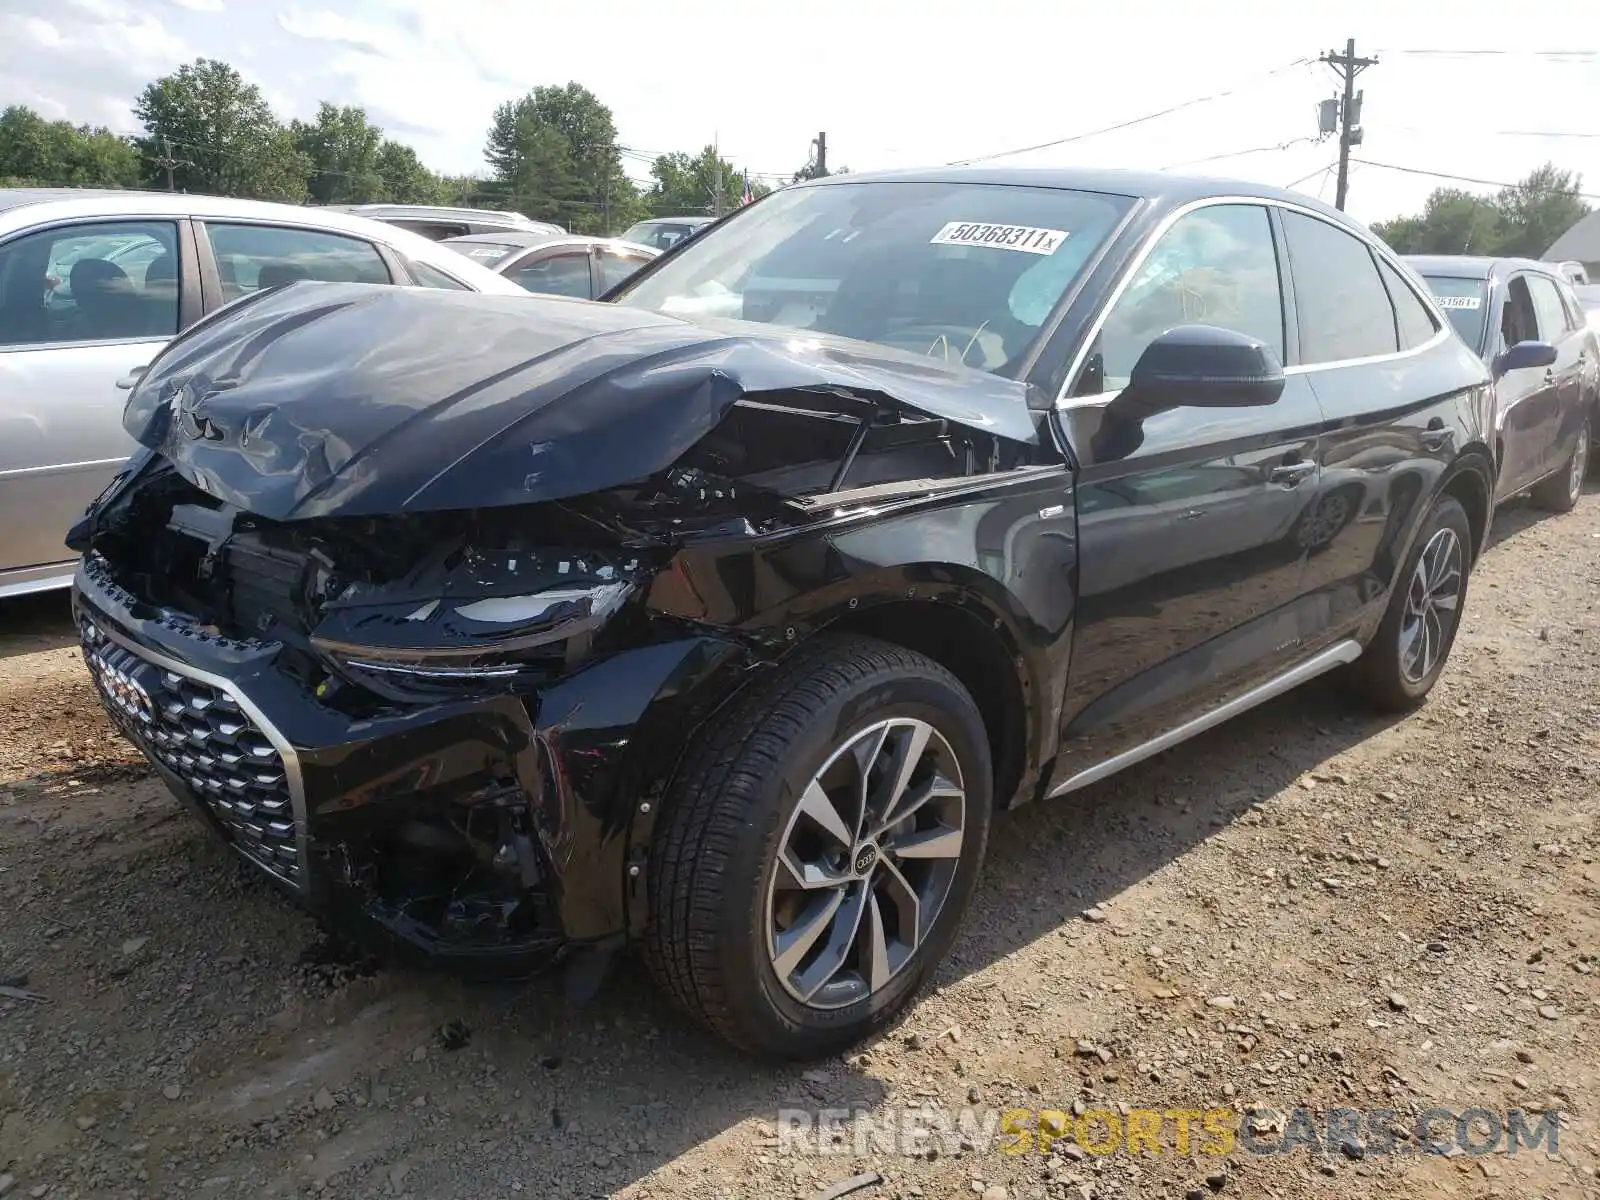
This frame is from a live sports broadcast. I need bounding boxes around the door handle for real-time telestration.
[1177,508,1205,521]
[1268,461,1316,487]
[115,365,149,391]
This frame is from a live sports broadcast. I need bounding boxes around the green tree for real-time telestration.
[133,58,309,200]
[1373,188,1504,255]
[1371,163,1591,258]
[646,146,771,216]
[484,83,642,233]
[290,102,384,204]
[0,105,140,187]
[1493,163,1589,258]
[374,140,446,204]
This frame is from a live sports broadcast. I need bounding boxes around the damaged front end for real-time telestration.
[70,283,1048,977]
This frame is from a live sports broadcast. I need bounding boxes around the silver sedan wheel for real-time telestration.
[764,718,966,1011]
[1399,526,1463,684]
[1567,425,1589,506]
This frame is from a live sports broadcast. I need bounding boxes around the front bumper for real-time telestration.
[71,552,757,978]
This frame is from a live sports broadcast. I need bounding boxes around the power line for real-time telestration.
[1378,48,1598,58]
[947,58,1314,167]
[1161,135,1325,171]
[1283,161,1340,189]
[1352,158,1600,201]
[1383,125,1600,140]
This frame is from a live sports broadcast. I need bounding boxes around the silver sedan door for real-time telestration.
[0,218,186,595]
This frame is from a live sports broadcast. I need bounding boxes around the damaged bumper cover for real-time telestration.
[72,549,754,977]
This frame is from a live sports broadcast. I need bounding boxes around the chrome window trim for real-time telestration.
[79,602,312,895]
[1054,194,1453,410]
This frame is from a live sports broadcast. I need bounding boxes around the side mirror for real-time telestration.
[1492,339,1557,377]
[1124,324,1286,412]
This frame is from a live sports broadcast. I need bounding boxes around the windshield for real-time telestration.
[442,240,527,268]
[1419,275,1490,349]
[615,182,1135,375]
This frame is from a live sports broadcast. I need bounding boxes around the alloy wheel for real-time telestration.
[765,718,966,1011]
[1398,526,1463,685]
[1568,426,1589,506]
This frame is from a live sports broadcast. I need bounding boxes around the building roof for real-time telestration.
[1544,210,1600,262]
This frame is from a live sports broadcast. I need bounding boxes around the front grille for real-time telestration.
[80,620,305,889]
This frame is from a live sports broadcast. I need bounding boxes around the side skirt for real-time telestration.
[1045,639,1364,799]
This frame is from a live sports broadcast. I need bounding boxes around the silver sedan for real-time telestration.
[0,189,527,599]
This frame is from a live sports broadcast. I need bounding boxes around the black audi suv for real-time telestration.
[69,167,1494,1059]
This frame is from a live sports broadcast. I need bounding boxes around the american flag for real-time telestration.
[740,170,754,206]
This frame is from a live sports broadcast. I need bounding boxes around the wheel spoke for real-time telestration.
[886,823,964,860]
[847,725,890,840]
[1399,619,1424,678]
[779,847,850,891]
[861,891,892,992]
[796,779,854,851]
[877,856,923,951]
[794,882,870,1002]
[873,771,961,838]
[772,885,847,979]
[876,721,932,830]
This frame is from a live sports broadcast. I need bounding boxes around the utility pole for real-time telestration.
[814,132,828,178]
[1319,39,1377,211]
[152,135,191,192]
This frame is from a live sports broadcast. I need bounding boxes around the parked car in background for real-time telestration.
[326,203,563,242]
[1408,255,1595,510]
[72,166,1494,1059]
[1553,259,1590,286]
[441,231,658,297]
[0,188,529,599]
[1573,283,1600,329]
[618,215,714,251]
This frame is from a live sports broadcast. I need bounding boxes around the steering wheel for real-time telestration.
[876,322,1009,370]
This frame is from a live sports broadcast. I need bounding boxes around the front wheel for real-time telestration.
[1531,419,1589,512]
[1348,494,1473,712]
[643,635,993,1059]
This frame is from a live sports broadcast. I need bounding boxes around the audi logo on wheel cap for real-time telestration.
[852,844,879,875]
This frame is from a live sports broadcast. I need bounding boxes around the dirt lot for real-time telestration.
[1,489,1597,1200]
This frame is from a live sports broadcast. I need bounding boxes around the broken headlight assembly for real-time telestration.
[309,545,643,691]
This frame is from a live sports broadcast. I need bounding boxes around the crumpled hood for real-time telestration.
[124,282,1041,521]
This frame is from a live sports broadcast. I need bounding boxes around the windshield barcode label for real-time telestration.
[930,222,1069,255]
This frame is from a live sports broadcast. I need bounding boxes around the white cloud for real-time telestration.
[3,0,1598,223]
[0,0,190,133]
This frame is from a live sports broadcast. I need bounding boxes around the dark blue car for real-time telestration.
[1408,255,1596,511]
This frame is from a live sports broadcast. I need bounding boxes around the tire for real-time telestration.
[643,634,993,1059]
[1531,419,1589,513]
[1348,494,1473,713]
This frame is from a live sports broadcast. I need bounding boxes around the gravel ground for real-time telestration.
[1,489,1597,1200]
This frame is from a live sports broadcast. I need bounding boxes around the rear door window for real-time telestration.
[506,250,594,297]
[0,220,180,347]
[597,250,652,293]
[203,223,392,301]
[1375,258,1439,350]
[1281,211,1398,363]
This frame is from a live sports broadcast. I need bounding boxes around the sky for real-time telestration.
[2,0,1598,226]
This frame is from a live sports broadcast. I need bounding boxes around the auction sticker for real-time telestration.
[930,221,1069,255]
[1434,295,1482,309]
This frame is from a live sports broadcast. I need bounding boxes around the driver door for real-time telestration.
[1493,273,1559,500]
[1051,202,1326,782]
